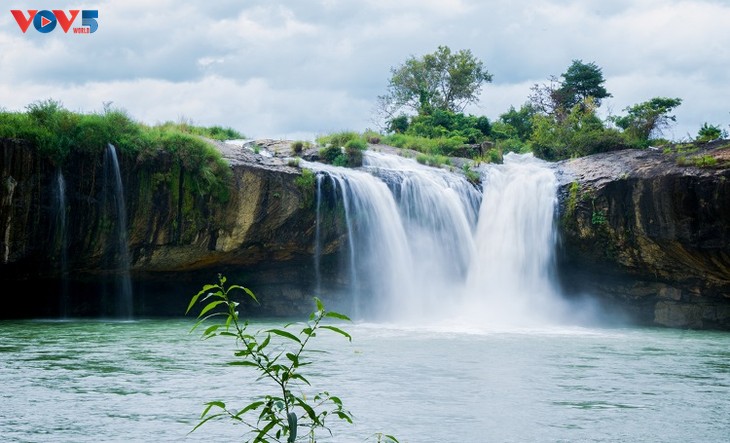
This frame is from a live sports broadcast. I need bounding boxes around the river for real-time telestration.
[1,319,728,442]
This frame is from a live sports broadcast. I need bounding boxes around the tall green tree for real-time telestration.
[611,97,683,143]
[377,45,493,119]
[529,60,611,120]
[558,60,612,109]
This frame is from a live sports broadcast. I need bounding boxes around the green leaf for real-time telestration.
[257,334,271,352]
[335,410,353,423]
[227,361,259,367]
[255,419,278,441]
[315,297,324,312]
[199,300,226,317]
[235,400,265,417]
[185,284,219,314]
[200,400,226,418]
[324,311,351,321]
[243,286,259,303]
[293,396,317,421]
[267,329,302,344]
[202,324,221,337]
[285,352,299,366]
[228,284,259,303]
[289,373,311,386]
[189,412,226,434]
[320,325,352,342]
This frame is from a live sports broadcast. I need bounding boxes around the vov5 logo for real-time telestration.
[10,10,98,34]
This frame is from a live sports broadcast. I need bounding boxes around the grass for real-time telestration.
[0,99,236,202]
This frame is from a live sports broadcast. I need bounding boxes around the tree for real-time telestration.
[611,97,683,143]
[530,97,628,161]
[558,60,612,109]
[529,60,611,120]
[495,104,537,141]
[696,122,727,142]
[377,45,493,120]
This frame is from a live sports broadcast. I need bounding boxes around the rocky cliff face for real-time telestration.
[555,141,730,329]
[0,138,346,318]
[3,135,730,329]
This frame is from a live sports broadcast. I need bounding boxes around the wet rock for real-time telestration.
[556,141,730,329]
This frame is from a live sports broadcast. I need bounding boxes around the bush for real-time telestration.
[0,100,234,202]
[291,140,305,154]
[319,145,343,164]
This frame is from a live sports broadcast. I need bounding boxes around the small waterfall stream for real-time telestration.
[53,169,69,317]
[103,144,133,319]
[305,150,569,327]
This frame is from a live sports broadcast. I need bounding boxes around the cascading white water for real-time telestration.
[305,150,569,327]
[53,169,69,317]
[104,144,133,319]
[460,152,567,327]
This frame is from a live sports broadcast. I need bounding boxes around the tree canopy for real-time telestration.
[377,45,493,118]
[529,59,611,119]
[559,60,612,109]
[611,97,683,143]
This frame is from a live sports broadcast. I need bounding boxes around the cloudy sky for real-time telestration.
[1,0,729,141]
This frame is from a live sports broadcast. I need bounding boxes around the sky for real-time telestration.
[1,0,729,142]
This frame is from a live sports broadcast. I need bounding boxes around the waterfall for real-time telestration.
[313,174,323,296]
[103,144,133,319]
[305,150,569,327]
[461,152,566,327]
[53,169,69,317]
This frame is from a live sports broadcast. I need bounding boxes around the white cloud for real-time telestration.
[0,0,728,139]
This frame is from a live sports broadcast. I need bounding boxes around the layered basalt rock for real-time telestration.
[555,141,730,329]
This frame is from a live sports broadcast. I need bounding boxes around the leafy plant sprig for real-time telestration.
[186,274,355,443]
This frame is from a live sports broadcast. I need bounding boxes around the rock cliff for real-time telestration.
[2,134,729,329]
[0,138,346,318]
[555,141,730,329]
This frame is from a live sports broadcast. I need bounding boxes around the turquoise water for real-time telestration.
[1,319,728,442]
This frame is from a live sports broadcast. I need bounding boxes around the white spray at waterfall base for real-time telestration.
[305,150,575,329]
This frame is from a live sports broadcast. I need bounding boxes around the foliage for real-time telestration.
[415,152,451,167]
[157,120,245,141]
[558,60,612,109]
[404,109,490,144]
[530,98,630,161]
[362,129,382,144]
[381,132,467,157]
[377,45,493,118]
[0,99,233,202]
[461,163,481,185]
[387,115,409,134]
[529,60,610,121]
[315,131,369,167]
[319,145,343,164]
[677,154,719,168]
[316,131,360,149]
[295,169,316,208]
[610,97,683,145]
[186,274,365,443]
[696,123,727,143]
[344,138,367,167]
[291,141,305,154]
[495,138,530,155]
[494,104,536,141]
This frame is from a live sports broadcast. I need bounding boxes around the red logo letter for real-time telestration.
[10,10,38,33]
[52,10,80,33]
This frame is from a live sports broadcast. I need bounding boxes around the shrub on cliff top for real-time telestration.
[0,99,234,203]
